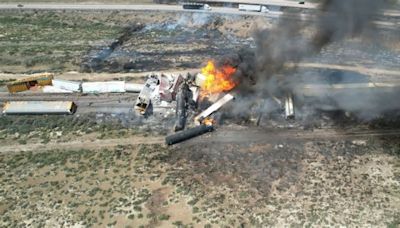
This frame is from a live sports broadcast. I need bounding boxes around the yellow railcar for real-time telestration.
[7,73,54,93]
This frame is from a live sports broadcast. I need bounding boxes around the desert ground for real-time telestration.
[0,2,399,227]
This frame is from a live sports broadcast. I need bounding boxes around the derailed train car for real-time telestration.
[7,73,54,93]
[2,101,77,115]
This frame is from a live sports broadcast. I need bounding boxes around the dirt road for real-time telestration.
[0,3,398,25]
[0,136,165,154]
[189,127,400,144]
[2,127,399,153]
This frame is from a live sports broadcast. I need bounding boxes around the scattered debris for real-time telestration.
[157,74,179,102]
[189,86,200,104]
[1,62,333,145]
[194,93,235,125]
[174,82,190,132]
[135,75,159,115]
[284,93,295,119]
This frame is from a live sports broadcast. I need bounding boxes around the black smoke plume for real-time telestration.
[227,0,388,90]
[221,0,396,118]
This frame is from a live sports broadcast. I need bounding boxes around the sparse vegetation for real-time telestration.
[0,137,400,226]
[0,11,122,73]
[0,114,140,143]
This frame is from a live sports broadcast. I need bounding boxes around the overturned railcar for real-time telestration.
[166,125,214,145]
[2,101,77,115]
[7,73,54,93]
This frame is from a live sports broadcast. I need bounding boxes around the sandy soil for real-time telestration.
[2,130,399,227]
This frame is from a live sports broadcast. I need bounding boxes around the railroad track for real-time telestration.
[0,92,140,114]
[188,127,400,144]
[0,92,138,102]
[1,127,399,153]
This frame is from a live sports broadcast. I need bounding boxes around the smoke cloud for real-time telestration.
[313,0,386,49]
[249,0,388,84]
[227,0,396,119]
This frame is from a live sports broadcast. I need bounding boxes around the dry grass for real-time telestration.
[1,137,399,227]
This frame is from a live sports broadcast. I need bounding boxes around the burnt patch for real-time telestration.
[167,142,306,196]
[80,21,252,73]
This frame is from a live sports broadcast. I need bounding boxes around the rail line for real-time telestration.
[0,92,138,102]
[0,127,399,153]
[188,127,400,144]
[0,92,140,114]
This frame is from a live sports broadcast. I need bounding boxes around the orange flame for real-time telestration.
[203,117,215,126]
[200,60,236,97]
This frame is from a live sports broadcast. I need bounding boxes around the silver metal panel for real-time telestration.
[52,79,81,92]
[135,76,159,115]
[125,83,144,93]
[82,81,125,93]
[42,86,73,93]
[3,101,73,114]
[284,93,295,119]
[194,93,234,124]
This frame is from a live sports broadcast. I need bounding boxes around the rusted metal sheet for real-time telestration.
[7,83,29,93]
[8,73,53,86]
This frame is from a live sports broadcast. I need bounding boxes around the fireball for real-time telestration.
[200,60,237,97]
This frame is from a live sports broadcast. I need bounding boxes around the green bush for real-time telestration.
[158,214,170,221]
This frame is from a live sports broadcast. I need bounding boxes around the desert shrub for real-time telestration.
[159,214,170,221]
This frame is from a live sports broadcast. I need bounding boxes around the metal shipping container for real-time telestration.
[82,81,125,93]
[183,3,205,10]
[125,83,144,93]
[52,79,82,92]
[42,86,74,93]
[238,4,261,12]
[6,83,29,93]
[7,73,54,93]
[2,101,77,115]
